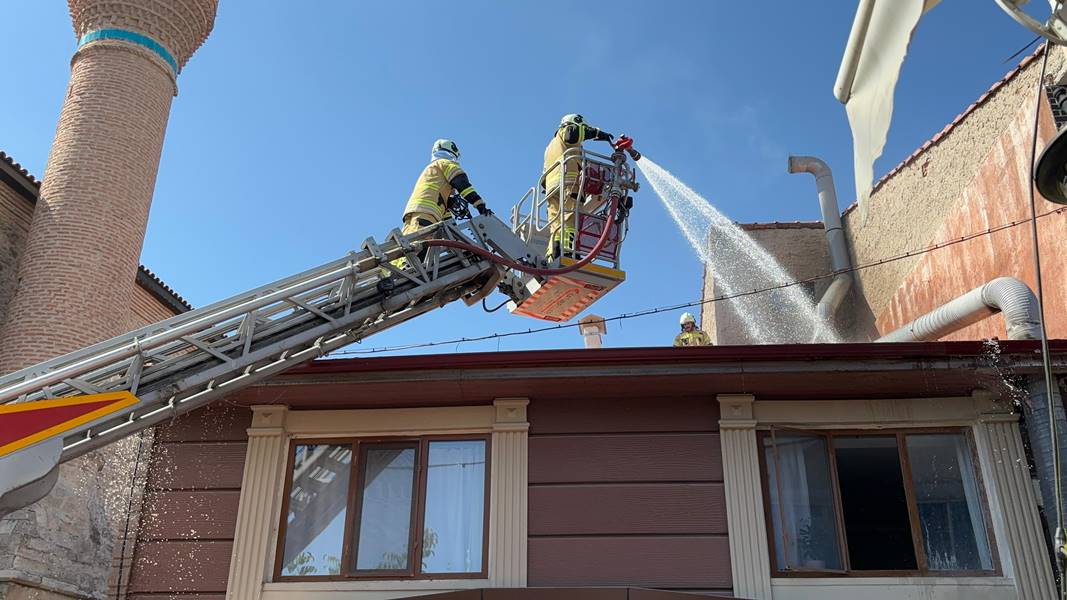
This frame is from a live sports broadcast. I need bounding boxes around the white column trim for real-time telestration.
[226,405,289,600]
[489,397,528,587]
[718,394,773,599]
[974,415,1057,599]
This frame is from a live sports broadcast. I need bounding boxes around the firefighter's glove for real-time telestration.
[477,205,494,217]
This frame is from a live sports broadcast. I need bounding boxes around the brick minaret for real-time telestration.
[0,0,217,371]
[0,2,217,598]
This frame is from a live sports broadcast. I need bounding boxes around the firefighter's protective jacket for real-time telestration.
[404,158,485,222]
[673,329,712,347]
[543,123,613,193]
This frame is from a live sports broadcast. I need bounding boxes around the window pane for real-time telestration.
[422,440,486,573]
[281,444,352,576]
[906,434,994,571]
[835,436,917,570]
[355,446,417,571]
[763,434,843,570]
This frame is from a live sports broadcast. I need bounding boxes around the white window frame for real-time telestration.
[225,399,528,600]
[718,392,1057,600]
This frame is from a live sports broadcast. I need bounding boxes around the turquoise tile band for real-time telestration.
[78,28,178,74]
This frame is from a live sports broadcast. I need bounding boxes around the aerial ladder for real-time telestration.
[0,140,641,516]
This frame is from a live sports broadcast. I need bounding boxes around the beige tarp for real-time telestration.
[845,0,940,220]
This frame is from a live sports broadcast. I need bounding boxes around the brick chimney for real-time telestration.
[0,2,217,598]
[579,314,607,349]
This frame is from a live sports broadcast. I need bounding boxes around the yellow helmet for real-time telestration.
[680,312,696,326]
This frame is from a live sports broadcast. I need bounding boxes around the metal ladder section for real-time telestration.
[0,218,499,465]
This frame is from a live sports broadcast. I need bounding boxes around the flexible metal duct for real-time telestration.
[876,276,1067,551]
[876,276,1042,342]
[788,156,853,340]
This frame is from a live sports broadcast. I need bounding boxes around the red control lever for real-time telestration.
[612,135,641,161]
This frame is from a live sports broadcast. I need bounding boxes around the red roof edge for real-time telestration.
[292,339,1067,375]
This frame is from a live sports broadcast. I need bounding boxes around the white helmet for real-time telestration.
[560,113,585,127]
[679,312,696,326]
[431,139,460,161]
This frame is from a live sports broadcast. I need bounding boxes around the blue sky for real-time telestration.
[0,2,1042,354]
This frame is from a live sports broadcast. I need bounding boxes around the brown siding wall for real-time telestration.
[124,404,250,597]
[528,397,730,595]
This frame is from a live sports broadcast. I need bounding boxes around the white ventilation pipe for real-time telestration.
[834,0,877,103]
[876,277,1067,549]
[788,156,853,339]
[876,276,1041,343]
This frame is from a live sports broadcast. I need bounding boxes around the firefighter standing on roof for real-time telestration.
[543,114,614,258]
[674,312,712,347]
[403,139,491,236]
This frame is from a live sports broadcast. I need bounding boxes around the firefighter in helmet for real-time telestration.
[387,139,491,276]
[542,114,615,259]
[674,312,712,347]
[402,139,491,235]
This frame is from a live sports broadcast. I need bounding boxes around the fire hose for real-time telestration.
[421,194,621,277]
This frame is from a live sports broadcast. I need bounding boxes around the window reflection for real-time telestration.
[422,440,486,573]
[355,446,417,571]
[763,433,843,570]
[281,444,352,576]
[906,434,993,571]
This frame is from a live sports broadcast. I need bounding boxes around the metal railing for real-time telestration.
[511,148,636,270]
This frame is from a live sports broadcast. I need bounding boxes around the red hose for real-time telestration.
[423,196,620,277]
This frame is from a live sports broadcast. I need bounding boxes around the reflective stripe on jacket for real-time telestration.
[673,329,712,347]
[543,125,588,192]
[403,158,466,222]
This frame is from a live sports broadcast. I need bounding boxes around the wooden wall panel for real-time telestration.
[528,536,731,588]
[529,397,719,434]
[528,397,729,592]
[147,442,247,490]
[155,404,251,442]
[127,404,249,597]
[128,541,234,593]
[139,490,241,540]
[528,433,723,484]
[528,483,726,535]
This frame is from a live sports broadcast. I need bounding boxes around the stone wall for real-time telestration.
[842,45,1067,336]
[703,45,1067,343]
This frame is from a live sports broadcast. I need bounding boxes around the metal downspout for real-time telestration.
[788,156,853,341]
[876,276,1067,552]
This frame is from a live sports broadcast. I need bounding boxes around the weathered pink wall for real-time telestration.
[877,100,1067,340]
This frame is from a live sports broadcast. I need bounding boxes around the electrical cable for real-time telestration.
[481,297,510,313]
[1024,41,1067,593]
[329,203,1067,356]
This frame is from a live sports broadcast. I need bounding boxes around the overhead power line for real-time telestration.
[328,205,1067,357]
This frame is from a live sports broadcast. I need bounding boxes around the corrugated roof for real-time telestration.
[0,148,191,313]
